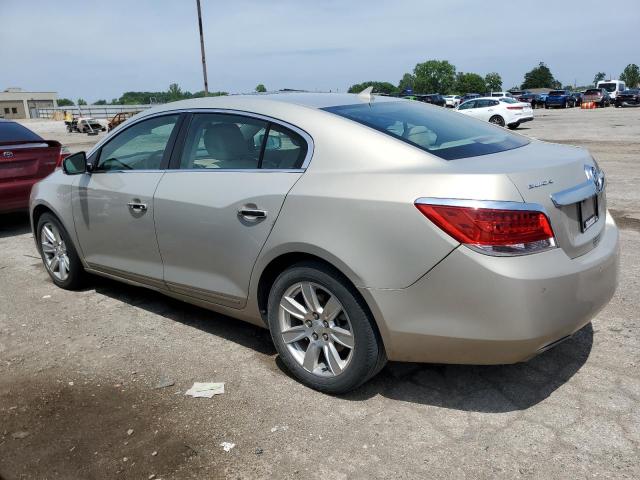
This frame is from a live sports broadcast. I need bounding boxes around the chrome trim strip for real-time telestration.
[415,197,549,215]
[550,180,598,207]
[165,280,244,308]
[0,142,49,150]
[86,263,166,290]
[86,108,315,171]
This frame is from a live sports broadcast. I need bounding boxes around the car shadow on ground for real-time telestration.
[89,275,592,413]
[0,212,31,238]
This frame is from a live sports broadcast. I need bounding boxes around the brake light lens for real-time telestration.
[506,106,524,110]
[415,201,556,256]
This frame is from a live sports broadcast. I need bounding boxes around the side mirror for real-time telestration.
[62,151,87,175]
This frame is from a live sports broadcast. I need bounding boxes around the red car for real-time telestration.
[0,119,69,214]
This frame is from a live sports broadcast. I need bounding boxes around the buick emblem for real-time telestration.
[2,151,13,158]
[584,165,605,193]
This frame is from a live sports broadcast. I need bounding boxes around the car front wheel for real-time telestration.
[489,115,505,127]
[267,262,386,394]
[37,213,86,290]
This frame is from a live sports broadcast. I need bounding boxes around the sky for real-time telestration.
[1,0,639,102]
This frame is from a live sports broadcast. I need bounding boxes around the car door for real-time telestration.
[153,112,310,308]
[471,99,495,121]
[72,113,182,285]
[457,100,477,116]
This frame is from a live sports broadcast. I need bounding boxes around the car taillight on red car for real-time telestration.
[415,199,556,255]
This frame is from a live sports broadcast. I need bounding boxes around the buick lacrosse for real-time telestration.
[30,92,619,393]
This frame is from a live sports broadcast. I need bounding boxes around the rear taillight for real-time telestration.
[415,199,556,256]
[506,106,524,110]
[56,145,71,168]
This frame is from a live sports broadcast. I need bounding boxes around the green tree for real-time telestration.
[398,73,415,92]
[521,62,560,89]
[455,72,486,95]
[413,60,456,94]
[255,84,267,93]
[57,98,74,106]
[93,99,107,105]
[620,64,640,88]
[347,81,398,95]
[593,72,606,85]
[77,98,87,105]
[167,83,183,101]
[484,72,502,92]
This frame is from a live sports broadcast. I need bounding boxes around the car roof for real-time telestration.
[137,92,401,118]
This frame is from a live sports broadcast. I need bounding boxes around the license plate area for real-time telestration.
[578,195,599,232]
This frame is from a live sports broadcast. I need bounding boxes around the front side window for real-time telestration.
[97,114,179,171]
[458,101,476,110]
[476,99,492,108]
[324,100,529,161]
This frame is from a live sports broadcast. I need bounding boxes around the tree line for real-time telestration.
[348,61,640,96]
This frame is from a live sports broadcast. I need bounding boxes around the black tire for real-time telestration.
[489,115,505,127]
[507,123,519,130]
[267,261,386,394]
[36,213,86,290]
[544,104,549,109]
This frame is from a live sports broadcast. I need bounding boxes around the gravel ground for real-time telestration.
[1,108,639,479]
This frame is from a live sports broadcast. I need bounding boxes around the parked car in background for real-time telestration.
[460,93,481,104]
[517,92,544,109]
[614,88,640,107]
[489,91,513,98]
[77,118,107,134]
[545,90,576,109]
[571,92,584,107]
[508,90,525,97]
[443,95,461,108]
[108,111,140,131]
[418,94,446,107]
[29,92,619,393]
[597,80,626,102]
[583,88,611,107]
[456,96,533,129]
[0,119,69,214]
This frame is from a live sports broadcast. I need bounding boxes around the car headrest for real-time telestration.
[203,123,247,160]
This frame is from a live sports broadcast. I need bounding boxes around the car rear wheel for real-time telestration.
[267,262,386,394]
[37,213,86,290]
[489,115,505,127]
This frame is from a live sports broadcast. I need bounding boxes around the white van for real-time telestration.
[597,80,626,100]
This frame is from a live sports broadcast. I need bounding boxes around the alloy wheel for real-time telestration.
[40,222,70,281]
[278,282,354,377]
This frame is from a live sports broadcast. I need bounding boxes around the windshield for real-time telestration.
[323,101,529,161]
[598,83,617,92]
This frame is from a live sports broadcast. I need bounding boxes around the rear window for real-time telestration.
[585,89,601,95]
[548,91,565,96]
[323,101,529,161]
[0,121,43,143]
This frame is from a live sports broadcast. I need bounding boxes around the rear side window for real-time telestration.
[323,100,529,161]
[179,113,308,170]
[0,121,43,143]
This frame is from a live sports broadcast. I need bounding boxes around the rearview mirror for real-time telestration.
[62,151,87,175]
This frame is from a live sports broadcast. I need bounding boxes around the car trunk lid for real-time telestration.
[0,141,61,182]
[452,140,606,258]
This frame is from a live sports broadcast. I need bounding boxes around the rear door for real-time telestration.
[72,113,182,284]
[472,99,496,121]
[153,112,309,308]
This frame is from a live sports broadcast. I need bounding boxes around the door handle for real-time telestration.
[127,202,148,212]
[238,207,267,219]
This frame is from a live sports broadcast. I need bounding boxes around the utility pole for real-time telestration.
[196,0,209,95]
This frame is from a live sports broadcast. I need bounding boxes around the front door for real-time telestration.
[154,112,309,308]
[73,114,182,284]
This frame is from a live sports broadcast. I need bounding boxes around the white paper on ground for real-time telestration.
[184,382,225,398]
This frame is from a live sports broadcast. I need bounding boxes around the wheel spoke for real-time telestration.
[323,343,343,375]
[50,256,59,272]
[41,243,55,254]
[301,282,321,313]
[330,326,354,349]
[281,325,308,344]
[302,342,321,372]
[321,295,342,322]
[43,225,56,244]
[280,295,307,320]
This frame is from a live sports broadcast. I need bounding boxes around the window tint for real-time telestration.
[0,121,43,142]
[458,101,475,110]
[97,114,178,171]
[180,113,267,170]
[476,100,492,108]
[323,100,529,161]
[260,124,308,169]
[490,100,500,106]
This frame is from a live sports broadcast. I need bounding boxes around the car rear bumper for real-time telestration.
[0,178,38,213]
[363,212,619,364]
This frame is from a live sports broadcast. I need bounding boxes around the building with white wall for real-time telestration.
[0,87,58,119]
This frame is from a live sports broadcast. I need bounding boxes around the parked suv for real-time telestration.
[583,88,611,107]
[614,88,640,107]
